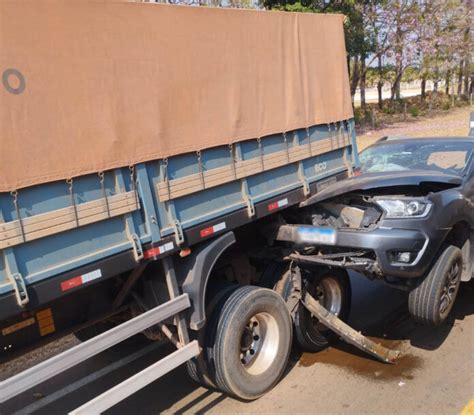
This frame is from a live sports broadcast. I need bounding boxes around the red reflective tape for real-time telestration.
[268,201,279,211]
[200,227,214,237]
[61,276,83,292]
[144,247,161,259]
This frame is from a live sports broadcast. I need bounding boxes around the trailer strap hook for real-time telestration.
[99,172,111,218]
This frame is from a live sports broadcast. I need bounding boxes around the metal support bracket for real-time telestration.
[130,233,144,262]
[162,256,190,347]
[341,121,354,176]
[113,263,147,309]
[159,159,185,246]
[342,146,353,177]
[135,164,162,244]
[0,206,29,307]
[9,272,29,307]
[172,219,185,245]
[241,184,255,218]
[348,118,361,167]
[235,142,255,218]
[114,167,144,261]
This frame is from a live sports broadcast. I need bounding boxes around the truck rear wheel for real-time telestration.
[208,286,292,400]
[276,267,351,352]
[408,245,463,325]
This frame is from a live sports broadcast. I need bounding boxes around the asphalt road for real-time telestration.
[1,274,473,415]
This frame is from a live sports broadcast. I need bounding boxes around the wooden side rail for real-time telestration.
[0,191,140,250]
[157,133,351,202]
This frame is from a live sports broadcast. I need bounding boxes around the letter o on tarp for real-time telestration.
[2,68,26,95]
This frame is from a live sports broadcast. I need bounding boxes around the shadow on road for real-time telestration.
[312,272,471,347]
[354,278,474,352]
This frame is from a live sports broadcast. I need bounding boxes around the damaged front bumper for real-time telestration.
[276,224,440,279]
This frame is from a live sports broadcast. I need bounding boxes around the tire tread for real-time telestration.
[211,286,292,400]
[409,245,462,325]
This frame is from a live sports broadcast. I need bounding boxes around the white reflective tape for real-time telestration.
[159,242,174,254]
[278,198,288,208]
[470,121,474,128]
[213,222,226,232]
[81,269,102,284]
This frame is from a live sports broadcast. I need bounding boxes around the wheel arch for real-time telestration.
[444,221,470,248]
[443,221,472,281]
[179,232,236,330]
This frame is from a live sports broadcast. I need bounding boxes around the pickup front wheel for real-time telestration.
[408,245,463,325]
[275,267,351,352]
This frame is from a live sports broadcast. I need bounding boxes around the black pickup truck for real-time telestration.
[277,133,473,326]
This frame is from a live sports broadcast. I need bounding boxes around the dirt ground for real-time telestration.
[356,106,473,150]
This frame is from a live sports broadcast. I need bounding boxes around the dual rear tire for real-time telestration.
[187,267,352,399]
[187,285,292,400]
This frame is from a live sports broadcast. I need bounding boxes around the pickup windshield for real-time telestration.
[359,141,473,176]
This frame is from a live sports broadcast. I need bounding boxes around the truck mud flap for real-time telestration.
[303,292,401,363]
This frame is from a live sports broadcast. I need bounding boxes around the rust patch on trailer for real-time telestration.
[299,338,422,381]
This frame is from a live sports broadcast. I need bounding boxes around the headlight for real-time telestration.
[375,198,432,218]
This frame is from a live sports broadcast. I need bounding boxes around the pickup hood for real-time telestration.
[302,170,462,206]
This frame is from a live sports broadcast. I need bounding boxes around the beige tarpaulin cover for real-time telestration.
[0,1,352,192]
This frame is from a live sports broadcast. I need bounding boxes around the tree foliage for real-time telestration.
[262,0,472,106]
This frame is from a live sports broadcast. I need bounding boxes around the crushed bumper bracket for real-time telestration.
[288,251,377,273]
[303,292,401,363]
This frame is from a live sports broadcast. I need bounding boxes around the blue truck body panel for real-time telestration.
[0,121,357,305]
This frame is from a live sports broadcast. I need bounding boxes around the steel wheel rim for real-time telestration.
[439,260,461,318]
[314,276,343,331]
[240,312,280,376]
[318,277,343,315]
